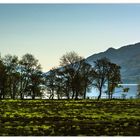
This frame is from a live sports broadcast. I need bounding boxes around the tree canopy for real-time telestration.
[0,51,122,100]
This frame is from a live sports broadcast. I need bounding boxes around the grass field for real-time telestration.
[0,99,140,136]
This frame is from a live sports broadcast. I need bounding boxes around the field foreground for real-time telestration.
[0,99,140,136]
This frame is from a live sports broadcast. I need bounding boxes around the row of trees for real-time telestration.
[45,52,121,100]
[0,52,122,100]
[0,54,44,100]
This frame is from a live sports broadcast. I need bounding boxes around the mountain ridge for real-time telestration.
[86,42,140,84]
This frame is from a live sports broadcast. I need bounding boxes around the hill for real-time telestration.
[86,42,140,84]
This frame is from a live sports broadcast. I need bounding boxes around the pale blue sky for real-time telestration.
[0,4,140,71]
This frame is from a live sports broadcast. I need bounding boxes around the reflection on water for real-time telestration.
[87,84,138,99]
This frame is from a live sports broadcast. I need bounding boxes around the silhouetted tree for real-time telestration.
[59,51,83,99]
[55,68,73,99]
[29,70,44,99]
[93,58,110,100]
[2,55,19,99]
[93,57,121,100]
[19,53,43,99]
[59,51,95,99]
[137,84,140,98]
[78,62,96,99]
[136,79,140,99]
[45,68,58,99]
[0,59,7,99]
[106,62,121,99]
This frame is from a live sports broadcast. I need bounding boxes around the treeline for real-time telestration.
[0,51,121,100]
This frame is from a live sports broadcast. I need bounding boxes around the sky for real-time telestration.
[0,4,140,71]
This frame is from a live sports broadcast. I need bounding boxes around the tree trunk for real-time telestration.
[97,88,102,100]
[0,89,3,99]
[2,88,5,99]
[0,92,2,99]
[32,94,35,100]
[32,88,35,100]
[83,87,87,99]
[10,85,12,99]
[66,87,70,99]
[49,89,54,99]
[107,80,110,100]
[57,88,61,100]
[20,90,24,100]
[13,84,16,100]
[52,94,54,99]
[57,92,60,100]
[20,80,24,99]
[20,93,23,100]
[72,89,75,99]
[75,90,78,100]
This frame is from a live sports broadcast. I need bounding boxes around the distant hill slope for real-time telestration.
[86,42,140,84]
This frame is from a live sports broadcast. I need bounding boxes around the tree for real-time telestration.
[54,69,69,99]
[59,51,83,67]
[74,61,95,99]
[59,51,84,99]
[0,59,7,99]
[136,83,140,98]
[93,57,121,100]
[2,55,20,99]
[106,62,121,99]
[59,51,95,99]
[93,58,109,100]
[137,85,140,98]
[45,68,58,99]
[19,53,43,99]
[29,70,44,99]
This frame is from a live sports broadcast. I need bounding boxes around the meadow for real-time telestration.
[0,99,140,136]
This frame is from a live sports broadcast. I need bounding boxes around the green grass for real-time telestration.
[0,99,140,136]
